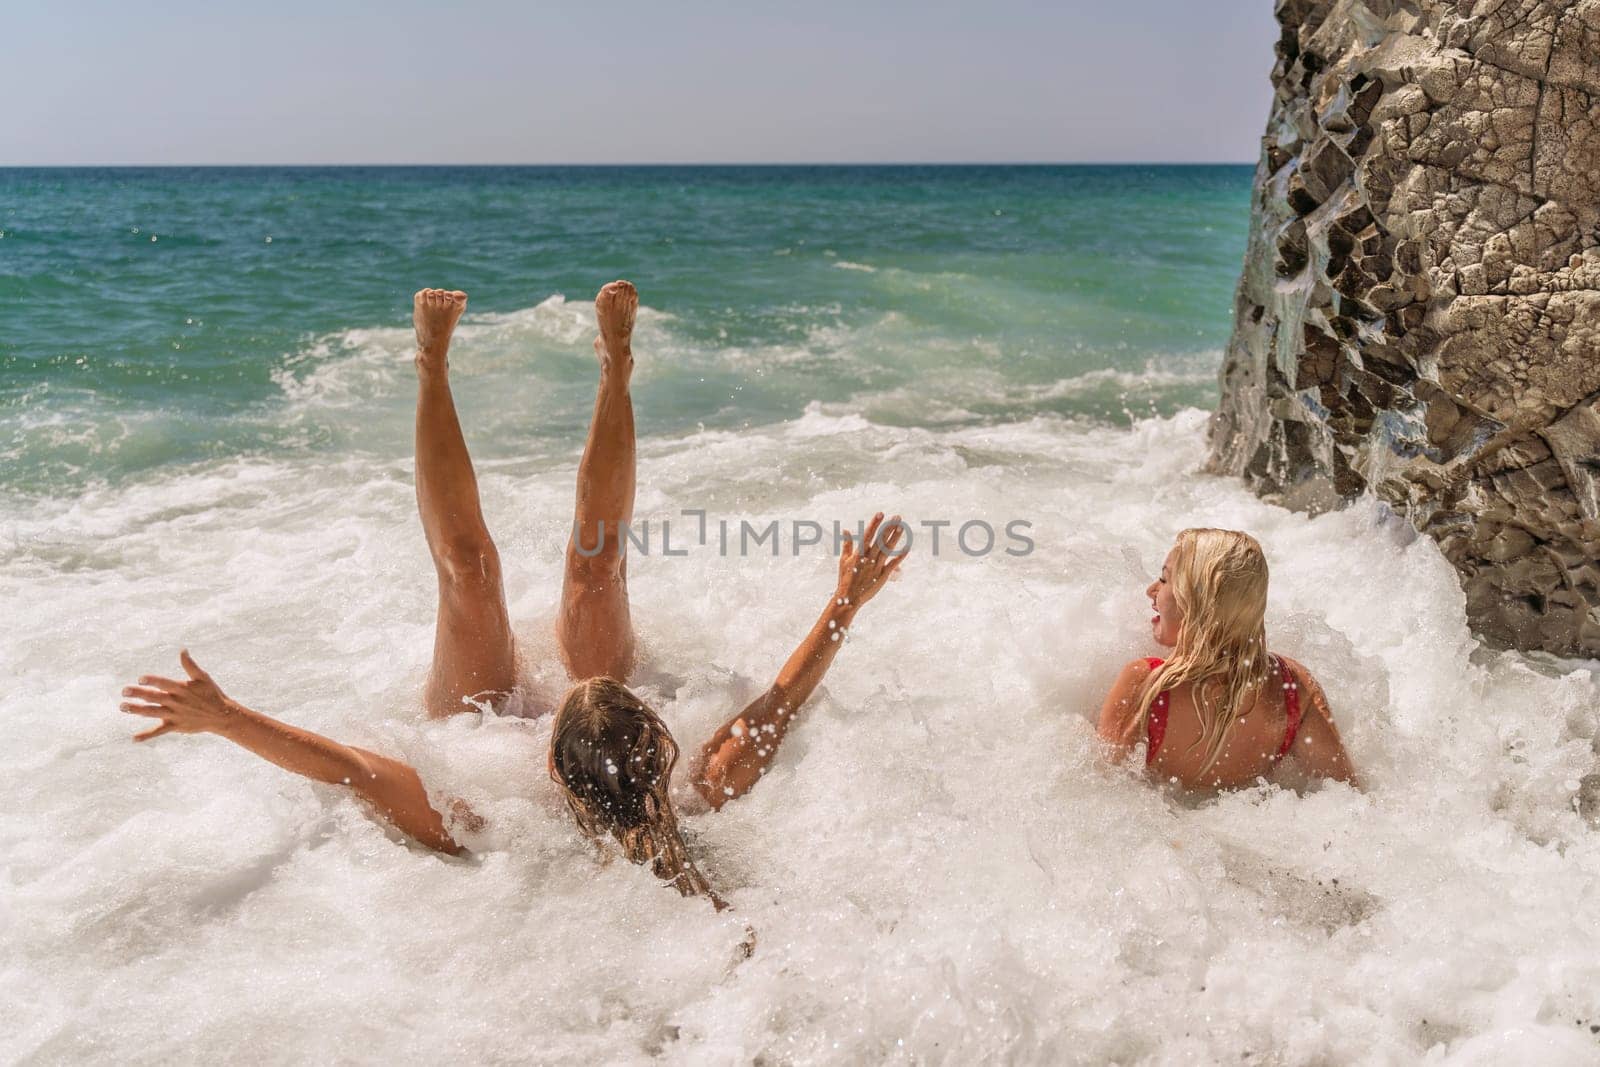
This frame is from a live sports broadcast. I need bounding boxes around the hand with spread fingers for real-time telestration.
[120,650,235,741]
[837,511,909,610]
[695,509,912,810]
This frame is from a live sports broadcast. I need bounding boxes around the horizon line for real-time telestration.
[0,160,1258,170]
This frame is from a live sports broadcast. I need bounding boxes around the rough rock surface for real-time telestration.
[1210,0,1600,657]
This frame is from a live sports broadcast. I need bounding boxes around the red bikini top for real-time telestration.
[1143,655,1301,768]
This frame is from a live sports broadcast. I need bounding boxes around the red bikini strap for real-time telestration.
[1275,655,1302,758]
[1144,658,1168,766]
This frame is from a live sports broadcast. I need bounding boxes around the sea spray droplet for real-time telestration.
[265,236,273,243]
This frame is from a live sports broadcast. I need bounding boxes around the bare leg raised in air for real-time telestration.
[557,280,639,682]
[413,288,517,716]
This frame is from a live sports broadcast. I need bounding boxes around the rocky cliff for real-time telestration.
[1210,0,1600,657]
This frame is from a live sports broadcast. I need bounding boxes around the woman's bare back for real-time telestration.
[1146,665,1299,790]
[1099,655,1356,791]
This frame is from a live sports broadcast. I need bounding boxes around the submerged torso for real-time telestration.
[1144,656,1301,791]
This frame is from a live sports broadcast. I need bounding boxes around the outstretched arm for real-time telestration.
[1282,657,1359,788]
[695,513,908,809]
[121,651,461,853]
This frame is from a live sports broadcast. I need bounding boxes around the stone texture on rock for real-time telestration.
[1210,0,1600,657]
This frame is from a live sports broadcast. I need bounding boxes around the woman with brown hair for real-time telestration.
[119,281,908,907]
[1096,527,1358,791]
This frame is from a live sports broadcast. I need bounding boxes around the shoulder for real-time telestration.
[1274,655,1317,691]
[1097,658,1159,744]
[1275,655,1330,710]
[1111,657,1160,694]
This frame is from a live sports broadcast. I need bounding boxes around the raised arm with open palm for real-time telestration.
[695,512,909,808]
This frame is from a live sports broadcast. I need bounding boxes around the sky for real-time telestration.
[2,1,1279,165]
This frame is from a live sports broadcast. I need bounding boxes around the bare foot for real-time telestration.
[593,280,637,377]
[414,288,468,373]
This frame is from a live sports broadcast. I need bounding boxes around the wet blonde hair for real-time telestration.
[549,677,722,907]
[1125,528,1272,773]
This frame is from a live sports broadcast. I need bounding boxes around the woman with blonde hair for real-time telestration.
[1097,528,1357,790]
[120,281,908,909]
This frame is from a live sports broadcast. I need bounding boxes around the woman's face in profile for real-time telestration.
[1145,547,1182,648]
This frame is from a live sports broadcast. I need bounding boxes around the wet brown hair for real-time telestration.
[549,677,722,906]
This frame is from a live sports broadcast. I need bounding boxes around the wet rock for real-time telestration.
[1210,0,1600,658]
[1579,773,1600,830]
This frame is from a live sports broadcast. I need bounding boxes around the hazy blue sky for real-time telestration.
[4,1,1278,165]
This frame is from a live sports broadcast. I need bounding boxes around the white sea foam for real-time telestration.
[5,398,1600,1063]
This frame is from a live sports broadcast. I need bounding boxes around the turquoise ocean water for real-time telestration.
[1,165,1250,493]
[10,167,1600,1063]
